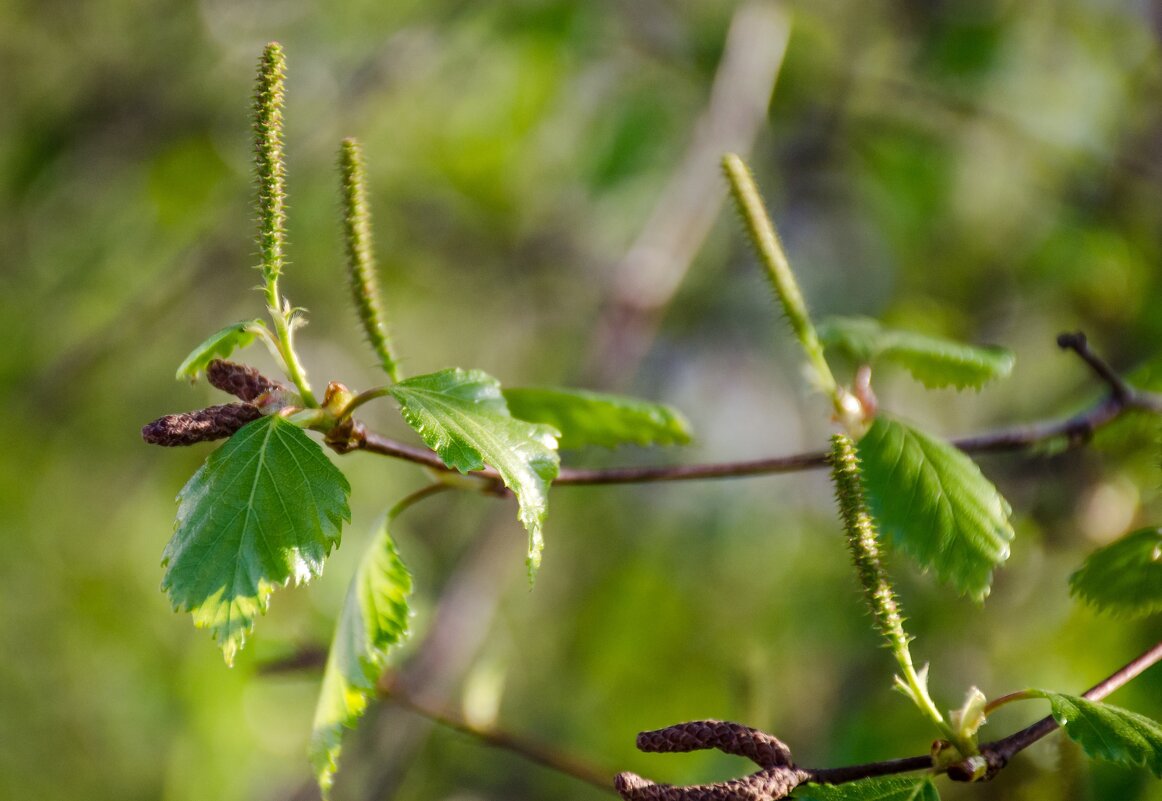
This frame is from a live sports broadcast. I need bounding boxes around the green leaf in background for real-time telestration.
[857,416,1014,599]
[389,369,560,577]
[795,775,940,801]
[1070,527,1162,618]
[1031,691,1162,777]
[818,316,1014,390]
[175,319,268,380]
[162,415,351,664]
[502,386,692,449]
[310,513,413,797]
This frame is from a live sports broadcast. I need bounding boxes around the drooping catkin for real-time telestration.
[830,433,909,655]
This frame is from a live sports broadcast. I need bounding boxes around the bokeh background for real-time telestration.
[2,1,1161,799]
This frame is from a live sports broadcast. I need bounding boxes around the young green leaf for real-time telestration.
[310,514,413,797]
[1070,527,1162,618]
[388,369,560,578]
[818,316,1014,390]
[502,386,692,450]
[857,416,1014,599]
[162,415,351,664]
[1030,691,1162,777]
[795,775,940,801]
[175,319,268,380]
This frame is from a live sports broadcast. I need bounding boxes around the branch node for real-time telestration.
[1057,330,1133,402]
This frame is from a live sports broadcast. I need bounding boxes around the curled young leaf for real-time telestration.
[175,319,269,381]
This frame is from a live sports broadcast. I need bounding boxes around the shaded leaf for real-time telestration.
[857,416,1014,599]
[795,775,940,801]
[162,415,351,664]
[175,319,268,380]
[1031,691,1162,777]
[310,514,413,797]
[1070,527,1162,618]
[503,386,691,449]
[819,316,1013,390]
[389,369,559,577]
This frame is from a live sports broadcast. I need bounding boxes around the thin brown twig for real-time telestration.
[627,637,1162,795]
[804,638,1162,787]
[349,335,1162,487]
[381,678,619,794]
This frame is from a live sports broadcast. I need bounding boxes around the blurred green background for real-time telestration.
[2,1,1161,799]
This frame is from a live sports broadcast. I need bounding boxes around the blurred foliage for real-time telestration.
[2,1,1162,800]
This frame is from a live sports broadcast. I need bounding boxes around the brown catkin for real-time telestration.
[614,767,808,801]
[142,403,262,446]
[636,721,793,769]
[206,359,283,402]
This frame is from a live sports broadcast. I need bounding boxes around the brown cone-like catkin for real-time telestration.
[636,721,793,769]
[142,403,262,446]
[207,359,283,402]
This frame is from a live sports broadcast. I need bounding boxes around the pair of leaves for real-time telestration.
[857,416,1014,600]
[819,316,1014,390]
[796,776,939,801]
[388,369,561,576]
[1069,527,1162,618]
[389,370,693,576]
[164,358,689,659]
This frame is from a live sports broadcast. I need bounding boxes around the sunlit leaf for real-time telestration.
[1070,527,1162,618]
[389,368,559,578]
[1031,691,1162,777]
[819,316,1013,390]
[795,775,940,801]
[857,416,1014,599]
[162,415,351,664]
[175,319,269,380]
[503,386,691,449]
[310,514,413,797]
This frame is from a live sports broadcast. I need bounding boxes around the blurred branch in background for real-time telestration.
[584,1,791,388]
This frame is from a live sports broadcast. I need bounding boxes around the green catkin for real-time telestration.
[251,43,316,406]
[829,433,909,654]
[339,138,401,382]
[254,43,288,284]
[722,154,839,403]
[830,433,954,738]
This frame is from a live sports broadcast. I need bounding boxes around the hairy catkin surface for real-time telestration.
[141,403,262,446]
[614,767,808,801]
[207,359,283,402]
[636,721,793,768]
[617,721,808,801]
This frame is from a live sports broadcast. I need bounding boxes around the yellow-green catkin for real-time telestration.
[254,43,288,284]
[722,153,838,404]
[339,138,400,382]
[830,433,908,654]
